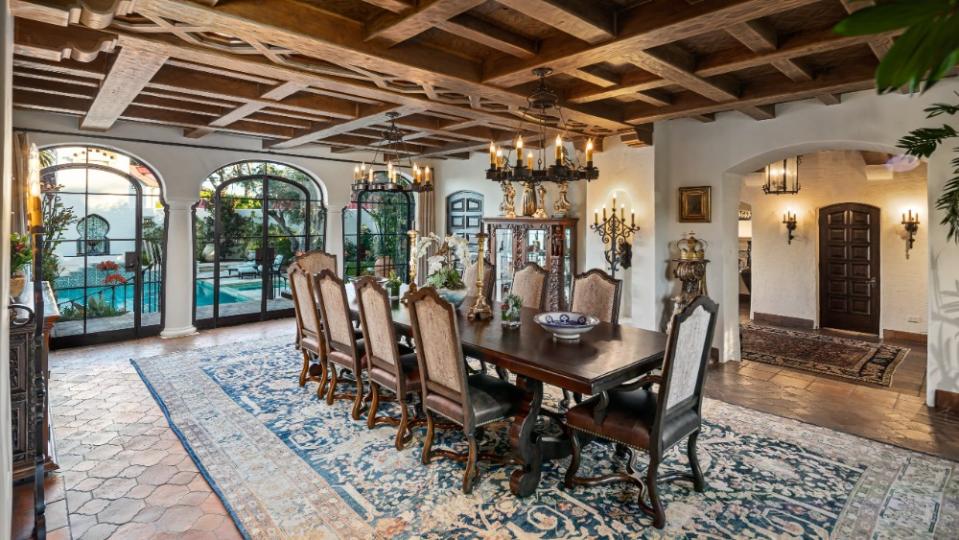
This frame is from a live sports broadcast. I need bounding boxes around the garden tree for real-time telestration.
[38,149,77,287]
[835,0,959,241]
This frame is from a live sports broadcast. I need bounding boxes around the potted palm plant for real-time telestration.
[10,232,32,298]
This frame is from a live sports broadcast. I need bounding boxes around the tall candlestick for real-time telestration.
[631,209,635,226]
[554,134,562,162]
[602,205,607,220]
[585,138,594,163]
[28,144,42,229]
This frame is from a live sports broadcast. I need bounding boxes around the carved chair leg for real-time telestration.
[422,411,435,465]
[367,382,380,429]
[687,431,706,492]
[463,432,479,494]
[564,431,582,489]
[560,390,572,410]
[645,459,666,529]
[395,398,411,450]
[299,350,310,387]
[316,360,329,399]
[350,371,365,421]
[625,447,638,474]
[326,365,338,405]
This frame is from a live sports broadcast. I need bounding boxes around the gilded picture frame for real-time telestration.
[679,186,711,223]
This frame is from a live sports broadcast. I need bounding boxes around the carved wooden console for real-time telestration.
[485,217,578,311]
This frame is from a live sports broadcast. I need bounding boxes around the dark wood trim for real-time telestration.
[752,312,814,330]
[882,328,927,345]
[934,389,959,413]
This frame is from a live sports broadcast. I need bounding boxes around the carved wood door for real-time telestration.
[819,203,880,334]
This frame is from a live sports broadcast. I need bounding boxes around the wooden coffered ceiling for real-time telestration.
[11,0,898,158]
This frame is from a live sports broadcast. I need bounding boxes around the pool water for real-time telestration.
[56,280,253,312]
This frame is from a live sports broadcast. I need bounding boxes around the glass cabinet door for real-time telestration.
[563,226,572,308]
[527,228,546,267]
[494,227,513,302]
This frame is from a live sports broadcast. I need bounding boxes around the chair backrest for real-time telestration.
[571,269,622,324]
[313,269,359,360]
[355,276,405,389]
[510,262,548,310]
[653,295,718,448]
[289,264,323,350]
[463,256,495,304]
[407,287,473,427]
[295,250,337,276]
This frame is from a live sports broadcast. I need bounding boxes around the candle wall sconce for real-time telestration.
[783,211,798,244]
[902,209,920,259]
[592,195,639,279]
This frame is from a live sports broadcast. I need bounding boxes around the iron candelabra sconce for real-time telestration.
[902,209,920,259]
[783,211,798,244]
[591,196,639,279]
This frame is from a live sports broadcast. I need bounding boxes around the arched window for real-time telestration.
[342,171,415,279]
[40,145,166,346]
[194,160,327,326]
[76,214,111,255]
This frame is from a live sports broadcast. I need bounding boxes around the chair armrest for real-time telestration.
[617,373,663,393]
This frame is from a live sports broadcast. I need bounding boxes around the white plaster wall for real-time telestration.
[743,150,928,335]
[651,81,959,405]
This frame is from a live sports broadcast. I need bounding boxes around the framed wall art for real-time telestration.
[679,186,711,223]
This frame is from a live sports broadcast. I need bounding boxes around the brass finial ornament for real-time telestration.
[468,232,493,321]
[403,229,418,304]
[677,231,706,261]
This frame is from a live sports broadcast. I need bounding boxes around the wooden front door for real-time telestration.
[819,203,880,334]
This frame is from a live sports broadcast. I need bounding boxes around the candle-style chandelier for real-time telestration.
[486,67,598,184]
[351,111,433,193]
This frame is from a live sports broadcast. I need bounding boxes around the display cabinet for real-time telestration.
[485,217,577,310]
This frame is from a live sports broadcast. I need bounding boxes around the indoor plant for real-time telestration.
[10,232,32,297]
[415,233,469,307]
[386,270,402,299]
[501,293,522,329]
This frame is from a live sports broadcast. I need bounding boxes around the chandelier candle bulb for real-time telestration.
[425,166,431,184]
[526,151,533,169]
[489,142,496,167]
[632,209,635,226]
[594,209,599,225]
[496,148,503,168]
[555,134,563,162]
[586,138,594,163]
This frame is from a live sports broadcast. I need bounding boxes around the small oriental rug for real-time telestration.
[741,323,910,386]
[133,338,954,539]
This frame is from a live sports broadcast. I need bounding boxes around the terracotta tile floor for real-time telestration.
[14,316,959,539]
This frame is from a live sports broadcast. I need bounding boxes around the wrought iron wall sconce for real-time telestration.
[783,211,797,244]
[592,195,639,279]
[902,209,919,259]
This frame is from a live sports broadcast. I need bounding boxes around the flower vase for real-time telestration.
[437,287,468,308]
[9,272,25,298]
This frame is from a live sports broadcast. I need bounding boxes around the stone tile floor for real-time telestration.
[13,317,959,539]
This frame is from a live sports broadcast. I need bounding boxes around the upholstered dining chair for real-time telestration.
[407,286,524,494]
[288,264,328,396]
[563,295,719,529]
[314,269,367,420]
[355,276,423,449]
[510,262,548,311]
[295,250,337,276]
[571,268,623,324]
[463,256,495,305]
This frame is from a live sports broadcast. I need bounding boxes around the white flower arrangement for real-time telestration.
[412,232,471,289]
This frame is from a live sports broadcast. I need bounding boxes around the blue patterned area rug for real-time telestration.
[132,338,958,539]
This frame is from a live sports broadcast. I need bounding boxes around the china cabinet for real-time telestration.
[485,217,577,310]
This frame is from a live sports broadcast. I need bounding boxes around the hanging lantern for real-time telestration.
[763,156,801,195]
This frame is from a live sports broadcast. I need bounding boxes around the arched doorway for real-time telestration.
[193,161,327,327]
[342,171,414,279]
[40,145,167,347]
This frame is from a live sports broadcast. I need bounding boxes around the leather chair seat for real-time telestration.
[565,388,699,450]
[369,352,420,392]
[425,373,522,427]
[300,334,323,354]
[328,339,365,369]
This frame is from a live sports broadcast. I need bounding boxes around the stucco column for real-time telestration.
[161,197,197,338]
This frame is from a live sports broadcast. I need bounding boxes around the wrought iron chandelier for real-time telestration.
[486,68,598,183]
[763,156,801,195]
[351,111,433,193]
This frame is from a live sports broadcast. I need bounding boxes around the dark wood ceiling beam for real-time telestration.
[621,124,653,147]
[623,63,876,124]
[494,0,614,44]
[569,65,620,88]
[358,0,414,14]
[623,46,739,102]
[839,0,893,60]
[321,134,426,154]
[567,28,889,104]
[365,0,486,46]
[817,93,841,105]
[12,73,98,99]
[738,104,775,120]
[271,104,422,149]
[725,18,813,83]
[184,80,307,138]
[437,14,536,59]
[483,0,820,87]
[82,42,168,130]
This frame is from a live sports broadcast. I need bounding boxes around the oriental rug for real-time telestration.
[741,323,910,386]
[133,338,955,539]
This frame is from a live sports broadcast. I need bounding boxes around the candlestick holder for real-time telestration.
[591,201,639,279]
[403,229,418,304]
[902,209,919,259]
[783,211,797,244]
[468,232,493,321]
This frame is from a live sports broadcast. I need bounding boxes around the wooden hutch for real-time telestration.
[485,217,578,311]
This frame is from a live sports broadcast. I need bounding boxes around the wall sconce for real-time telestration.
[783,211,797,244]
[902,209,919,259]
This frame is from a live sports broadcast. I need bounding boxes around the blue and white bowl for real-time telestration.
[534,311,599,342]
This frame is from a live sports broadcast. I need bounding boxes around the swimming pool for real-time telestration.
[55,279,252,312]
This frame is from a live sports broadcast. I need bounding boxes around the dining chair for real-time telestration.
[463,256,495,305]
[295,250,337,276]
[407,286,524,494]
[355,276,422,450]
[314,269,367,420]
[510,262,548,311]
[571,268,623,324]
[288,264,328,396]
[562,295,719,529]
